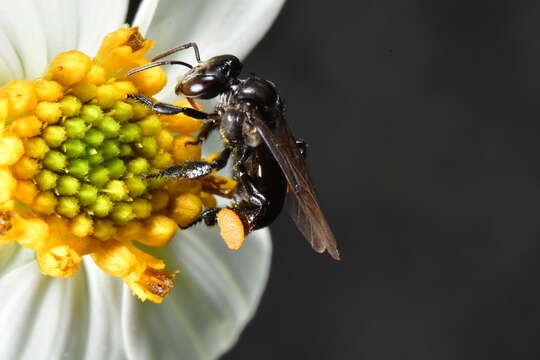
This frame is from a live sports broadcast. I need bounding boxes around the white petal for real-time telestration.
[0,257,127,360]
[77,0,129,56]
[0,0,127,82]
[0,30,24,84]
[0,243,34,274]
[0,0,48,79]
[134,0,285,102]
[132,0,159,36]
[122,227,272,360]
[34,0,80,62]
[79,259,128,360]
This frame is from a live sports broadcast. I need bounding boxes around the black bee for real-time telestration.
[127,42,340,260]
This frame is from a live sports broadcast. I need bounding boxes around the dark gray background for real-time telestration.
[131,1,540,359]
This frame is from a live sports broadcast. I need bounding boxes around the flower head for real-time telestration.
[0,26,230,303]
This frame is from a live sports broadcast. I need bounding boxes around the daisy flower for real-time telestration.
[0,0,285,359]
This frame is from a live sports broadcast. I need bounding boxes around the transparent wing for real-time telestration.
[251,112,340,260]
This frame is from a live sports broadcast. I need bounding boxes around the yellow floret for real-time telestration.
[96,84,121,109]
[37,244,82,278]
[12,115,43,137]
[140,215,177,246]
[0,167,17,203]
[31,192,58,215]
[163,99,203,134]
[152,151,174,169]
[45,50,92,86]
[86,65,106,85]
[15,217,49,250]
[114,81,138,97]
[0,98,9,125]
[35,101,62,124]
[1,216,49,249]
[172,135,201,163]
[150,190,169,211]
[92,240,142,278]
[117,220,145,241]
[132,199,152,219]
[170,193,202,228]
[69,214,94,237]
[34,79,64,102]
[93,219,117,241]
[131,101,151,120]
[0,80,38,118]
[130,66,167,97]
[71,81,98,103]
[14,180,38,204]
[11,156,40,180]
[156,129,174,151]
[0,134,24,165]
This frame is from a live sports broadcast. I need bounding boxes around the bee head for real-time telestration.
[176,55,242,99]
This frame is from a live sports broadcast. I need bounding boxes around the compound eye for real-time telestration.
[179,75,219,99]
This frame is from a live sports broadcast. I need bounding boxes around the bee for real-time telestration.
[127,42,339,260]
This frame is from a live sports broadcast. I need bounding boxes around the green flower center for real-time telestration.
[30,95,172,224]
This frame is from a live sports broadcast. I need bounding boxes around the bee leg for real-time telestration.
[143,148,231,179]
[184,174,269,233]
[295,139,308,158]
[186,118,219,146]
[127,94,210,119]
[232,174,269,233]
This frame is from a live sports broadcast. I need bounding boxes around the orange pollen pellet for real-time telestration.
[216,208,245,250]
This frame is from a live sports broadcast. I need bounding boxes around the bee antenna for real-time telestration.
[127,60,193,76]
[152,42,201,62]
